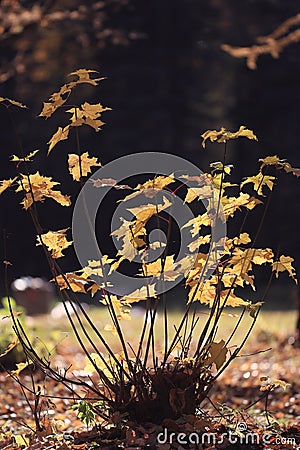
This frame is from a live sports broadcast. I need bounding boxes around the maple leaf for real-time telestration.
[54,272,89,293]
[246,301,264,318]
[222,193,262,217]
[142,255,179,281]
[0,97,27,109]
[201,126,257,148]
[121,175,174,202]
[185,185,213,203]
[10,361,32,376]
[259,155,281,169]
[47,126,70,154]
[68,152,101,181]
[281,161,300,178]
[0,177,17,195]
[11,149,39,163]
[68,69,105,86]
[204,340,228,370]
[37,229,72,258]
[16,172,71,209]
[220,289,249,307]
[67,102,111,131]
[241,172,276,196]
[272,255,297,282]
[39,84,73,118]
[91,178,132,190]
[101,295,131,321]
[123,284,157,303]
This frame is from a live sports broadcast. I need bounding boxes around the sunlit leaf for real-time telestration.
[68,152,101,181]
[11,149,39,162]
[272,255,297,282]
[201,126,257,148]
[0,177,17,195]
[16,172,71,209]
[241,173,275,196]
[0,97,27,108]
[47,125,70,154]
[121,175,174,202]
[91,177,131,190]
[37,229,72,258]
[53,272,89,293]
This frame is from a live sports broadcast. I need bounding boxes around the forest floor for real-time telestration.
[0,308,299,449]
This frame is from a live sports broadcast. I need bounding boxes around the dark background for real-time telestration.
[0,0,299,307]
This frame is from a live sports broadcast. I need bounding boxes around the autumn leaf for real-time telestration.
[101,294,131,321]
[272,255,297,282]
[67,102,111,131]
[142,255,179,281]
[11,149,39,163]
[37,229,73,258]
[201,126,257,148]
[47,125,70,154]
[68,69,105,86]
[247,301,264,318]
[222,193,262,217]
[185,185,213,203]
[68,152,101,181]
[122,284,157,303]
[121,175,174,202]
[0,97,27,109]
[241,172,276,196]
[91,177,132,190]
[259,155,281,168]
[16,172,71,209]
[54,272,89,293]
[204,340,228,370]
[0,177,17,195]
[11,361,32,377]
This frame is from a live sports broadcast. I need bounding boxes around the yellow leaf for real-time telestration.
[142,255,179,281]
[91,177,131,190]
[68,152,101,181]
[54,272,89,293]
[123,284,156,303]
[0,97,27,108]
[232,232,251,246]
[11,361,31,376]
[204,340,228,370]
[259,155,281,168]
[185,185,213,203]
[37,229,72,259]
[220,290,249,307]
[122,175,174,202]
[222,193,262,217]
[0,177,17,195]
[241,173,275,196]
[67,102,111,131]
[11,149,39,162]
[272,255,297,282]
[101,294,131,320]
[201,126,257,148]
[69,68,105,85]
[16,172,71,209]
[47,126,70,154]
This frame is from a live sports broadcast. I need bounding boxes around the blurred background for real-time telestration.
[0,0,299,308]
